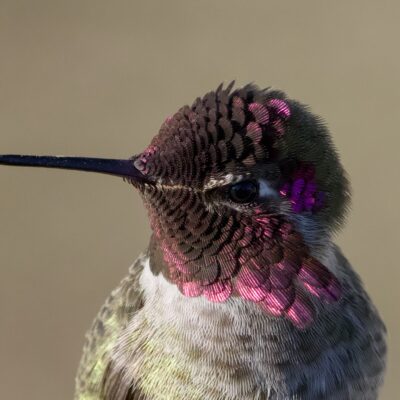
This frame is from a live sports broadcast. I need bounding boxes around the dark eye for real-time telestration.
[229,181,259,203]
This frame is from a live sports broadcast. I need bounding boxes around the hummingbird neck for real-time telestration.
[146,234,338,302]
[139,245,341,346]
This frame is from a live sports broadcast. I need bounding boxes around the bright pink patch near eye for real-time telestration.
[280,163,326,213]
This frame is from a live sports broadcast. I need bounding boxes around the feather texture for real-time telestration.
[75,248,386,399]
[74,83,385,399]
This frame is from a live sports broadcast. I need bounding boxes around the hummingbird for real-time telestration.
[0,83,386,400]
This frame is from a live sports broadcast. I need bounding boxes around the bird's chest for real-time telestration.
[111,260,382,400]
[122,296,284,399]
[116,270,299,398]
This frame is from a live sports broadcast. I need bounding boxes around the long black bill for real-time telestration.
[0,154,147,183]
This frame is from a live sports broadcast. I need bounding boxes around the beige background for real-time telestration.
[0,1,398,399]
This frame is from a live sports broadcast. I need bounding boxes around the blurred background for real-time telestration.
[0,1,398,399]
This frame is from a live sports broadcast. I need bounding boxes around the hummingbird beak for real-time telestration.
[0,154,148,183]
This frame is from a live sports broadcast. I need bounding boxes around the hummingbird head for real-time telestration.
[0,83,349,328]
[131,83,350,327]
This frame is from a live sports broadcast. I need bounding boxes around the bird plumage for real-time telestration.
[75,255,146,399]
[130,84,349,328]
[0,82,387,399]
[75,247,386,399]
[74,84,386,399]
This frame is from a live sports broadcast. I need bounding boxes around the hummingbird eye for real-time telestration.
[229,180,259,204]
